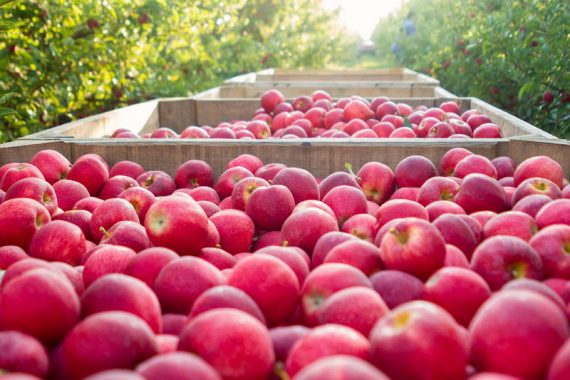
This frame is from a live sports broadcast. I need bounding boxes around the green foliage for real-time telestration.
[372,0,569,138]
[0,0,348,142]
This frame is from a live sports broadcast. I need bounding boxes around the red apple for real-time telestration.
[53,179,90,211]
[281,208,339,254]
[369,270,425,308]
[144,196,208,255]
[433,213,477,258]
[417,176,460,205]
[272,167,319,204]
[356,162,395,204]
[512,177,562,204]
[0,245,28,269]
[245,184,294,231]
[137,170,176,197]
[190,285,265,324]
[320,286,389,336]
[395,155,437,187]
[341,213,377,242]
[175,160,214,189]
[81,273,161,333]
[209,209,254,254]
[529,225,570,278]
[0,198,50,249]
[154,256,224,314]
[5,177,58,216]
[370,301,467,379]
[286,324,370,377]
[293,355,389,380]
[0,268,80,345]
[135,352,220,380]
[439,148,473,176]
[228,254,299,325]
[469,289,569,379]
[30,150,71,184]
[514,156,564,188]
[379,217,446,280]
[375,199,429,228]
[301,263,372,326]
[67,155,109,196]
[536,199,570,228]
[323,239,382,276]
[178,309,274,380]
[0,163,45,192]
[549,339,570,380]
[82,245,136,287]
[261,89,285,113]
[180,126,209,139]
[0,330,49,378]
[150,127,178,138]
[424,267,491,326]
[62,311,158,379]
[471,235,543,290]
[483,211,538,241]
[454,154,498,179]
[456,174,507,213]
[28,220,86,265]
[124,247,177,288]
[311,231,359,267]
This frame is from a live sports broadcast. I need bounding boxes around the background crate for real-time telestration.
[193,83,455,99]
[223,68,440,84]
[21,97,556,140]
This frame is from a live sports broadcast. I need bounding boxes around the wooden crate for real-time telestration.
[21,97,555,140]
[223,68,440,84]
[2,137,569,178]
[193,83,454,99]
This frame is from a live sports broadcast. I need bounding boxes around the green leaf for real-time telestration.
[0,107,17,118]
[0,20,16,31]
[518,82,535,100]
[0,93,17,105]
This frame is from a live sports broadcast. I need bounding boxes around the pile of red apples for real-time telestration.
[112,89,503,139]
[1,148,569,380]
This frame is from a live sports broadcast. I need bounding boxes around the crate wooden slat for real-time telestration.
[196,83,446,99]
[20,97,555,140]
[21,100,159,139]
[224,68,440,84]
[2,138,569,178]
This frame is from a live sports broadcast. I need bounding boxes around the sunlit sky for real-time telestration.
[322,0,405,40]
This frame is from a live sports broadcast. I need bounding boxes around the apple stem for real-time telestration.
[282,240,289,247]
[344,162,361,183]
[99,226,112,239]
[273,362,291,380]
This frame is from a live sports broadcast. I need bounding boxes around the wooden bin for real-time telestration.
[193,83,455,99]
[2,137,569,179]
[21,97,555,140]
[223,68,440,84]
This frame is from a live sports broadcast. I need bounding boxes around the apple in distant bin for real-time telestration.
[261,89,285,113]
